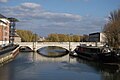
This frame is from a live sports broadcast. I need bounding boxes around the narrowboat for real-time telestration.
[72,45,120,63]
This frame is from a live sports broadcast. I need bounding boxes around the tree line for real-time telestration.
[16,30,84,42]
[45,33,82,42]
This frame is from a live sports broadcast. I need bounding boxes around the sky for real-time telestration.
[0,0,120,36]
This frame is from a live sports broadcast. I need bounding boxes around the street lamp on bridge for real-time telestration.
[68,33,73,52]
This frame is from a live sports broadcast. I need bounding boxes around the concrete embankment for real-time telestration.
[0,45,20,65]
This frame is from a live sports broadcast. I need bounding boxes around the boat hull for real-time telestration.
[74,46,120,63]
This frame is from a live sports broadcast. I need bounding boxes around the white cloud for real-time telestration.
[0,2,81,23]
[0,0,8,3]
[39,12,82,22]
[0,2,105,36]
[21,2,41,9]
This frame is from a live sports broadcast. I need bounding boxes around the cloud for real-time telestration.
[21,2,41,9]
[0,0,8,3]
[65,0,90,2]
[0,2,105,36]
[0,2,81,22]
[40,12,81,22]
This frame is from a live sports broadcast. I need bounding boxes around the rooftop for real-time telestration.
[0,19,7,25]
[0,14,7,18]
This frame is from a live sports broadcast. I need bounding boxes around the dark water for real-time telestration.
[0,47,120,80]
[37,46,68,57]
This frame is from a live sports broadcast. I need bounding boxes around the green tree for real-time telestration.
[46,34,58,42]
[46,33,82,42]
[16,30,38,42]
[72,35,80,42]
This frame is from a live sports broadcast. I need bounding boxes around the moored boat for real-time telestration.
[72,45,120,63]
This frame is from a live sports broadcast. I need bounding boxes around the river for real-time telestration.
[0,47,120,80]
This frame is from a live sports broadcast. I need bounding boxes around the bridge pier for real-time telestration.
[33,42,37,52]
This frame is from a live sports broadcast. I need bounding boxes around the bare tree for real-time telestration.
[103,9,120,48]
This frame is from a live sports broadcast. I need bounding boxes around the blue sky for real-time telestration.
[0,0,120,36]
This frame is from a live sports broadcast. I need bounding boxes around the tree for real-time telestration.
[103,9,120,48]
[16,30,38,42]
[46,33,82,42]
[80,34,89,42]
[72,35,80,42]
[46,34,59,42]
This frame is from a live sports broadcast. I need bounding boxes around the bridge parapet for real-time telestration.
[17,42,104,51]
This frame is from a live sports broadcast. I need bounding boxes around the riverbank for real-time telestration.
[0,45,20,65]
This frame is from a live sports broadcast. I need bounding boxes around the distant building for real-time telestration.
[0,14,10,46]
[38,36,45,42]
[89,32,105,42]
[14,33,21,42]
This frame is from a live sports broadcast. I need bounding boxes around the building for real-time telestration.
[89,32,105,43]
[14,33,21,42]
[0,14,10,46]
[37,36,45,42]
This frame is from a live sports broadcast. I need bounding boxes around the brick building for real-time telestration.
[0,14,10,46]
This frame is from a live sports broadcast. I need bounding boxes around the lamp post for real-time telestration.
[68,33,72,62]
[33,33,37,52]
[69,33,73,51]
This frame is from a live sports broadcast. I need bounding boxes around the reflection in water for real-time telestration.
[37,46,69,57]
[76,58,120,73]
[0,52,120,80]
[76,57,120,80]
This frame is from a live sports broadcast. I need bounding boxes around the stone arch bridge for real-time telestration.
[17,42,104,51]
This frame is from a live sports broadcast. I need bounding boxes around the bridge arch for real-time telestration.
[19,46,33,52]
[37,46,69,58]
[36,45,69,51]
